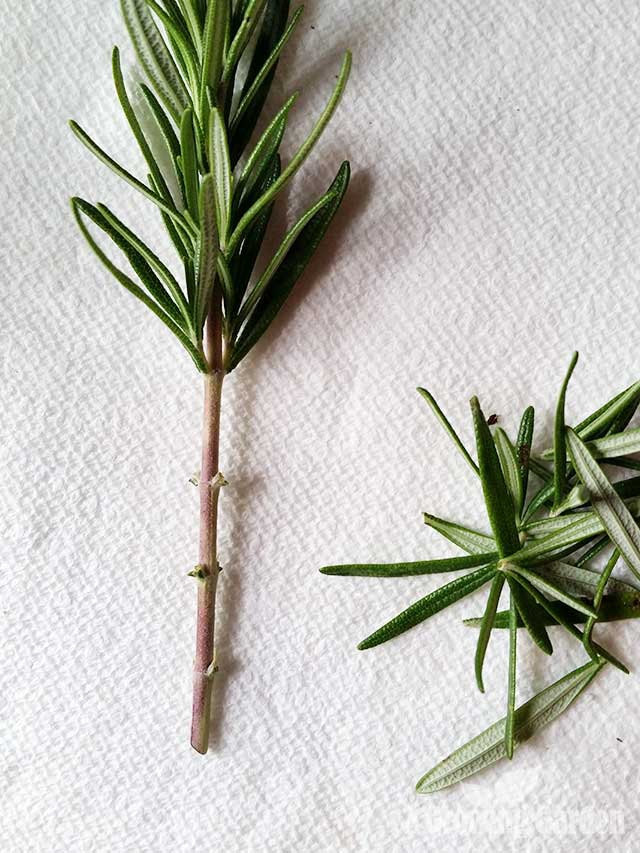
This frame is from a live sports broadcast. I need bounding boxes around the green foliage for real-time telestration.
[322,355,640,791]
[70,0,351,372]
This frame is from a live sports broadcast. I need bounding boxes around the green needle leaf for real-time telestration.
[577,382,640,441]
[471,397,521,558]
[464,594,640,628]
[208,108,233,247]
[585,427,640,460]
[234,93,297,213]
[200,0,229,117]
[508,572,628,672]
[96,203,193,331]
[69,120,195,234]
[139,81,182,164]
[71,198,205,372]
[423,513,496,555]
[533,559,639,601]
[223,0,268,81]
[505,584,518,758]
[506,575,553,654]
[494,428,523,518]
[553,351,579,510]
[227,50,351,254]
[121,0,190,121]
[235,176,344,327]
[195,174,220,332]
[227,160,350,370]
[474,572,505,693]
[584,549,620,660]
[416,388,478,475]
[357,565,496,650]
[228,153,280,314]
[507,564,597,618]
[112,47,176,210]
[567,427,640,581]
[180,108,200,221]
[229,0,292,165]
[232,5,303,133]
[416,660,603,793]
[320,552,499,577]
[516,406,534,513]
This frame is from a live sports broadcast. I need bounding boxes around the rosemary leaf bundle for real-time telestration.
[322,354,640,791]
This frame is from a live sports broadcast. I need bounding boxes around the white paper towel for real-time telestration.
[3,0,640,850]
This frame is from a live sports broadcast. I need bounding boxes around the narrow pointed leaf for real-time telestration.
[423,513,496,555]
[507,564,596,617]
[417,388,478,475]
[208,108,233,246]
[228,154,280,314]
[228,51,351,254]
[584,549,620,659]
[469,590,640,627]
[509,572,628,672]
[229,0,291,165]
[553,351,578,509]
[515,406,534,512]
[112,47,175,208]
[533,559,639,601]
[494,428,522,516]
[232,5,303,132]
[474,572,505,692]
[506,574,553,654]
[471,397,521,557]
[577,382,640,441]
[69,121,194,232]
[515,501,640,562]
[223,0,268,81]
[236,177,343,326]
[416,660,603,793]
[121,0,190,120]
[357,565,496,650]
[71,198,205,371]
[585,427,640,460]
[567,427,640,581]
[200,0,229,117]
[97,203,192,329]
[180,109,200,220]
[227,160,350,370]
[234,93,297,212]
[140,82,181,161]
[320,552,498,577]
[505,585,517,758]
[195,175,220,332]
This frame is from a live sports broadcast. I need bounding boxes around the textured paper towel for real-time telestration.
[3,0,640,850]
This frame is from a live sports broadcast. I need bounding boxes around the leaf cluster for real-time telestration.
[322,354,640,791]
[70,0,351,372]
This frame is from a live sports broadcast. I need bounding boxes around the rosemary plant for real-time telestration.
[70,0,351,753]
[322,355,640,791]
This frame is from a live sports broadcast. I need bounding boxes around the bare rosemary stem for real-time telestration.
[191,294,225,754]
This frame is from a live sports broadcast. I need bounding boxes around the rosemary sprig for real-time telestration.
[322,355,640,791]
[70,0,351,753]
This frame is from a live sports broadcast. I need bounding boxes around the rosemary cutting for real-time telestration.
[322,354,640,791]
[70,0,351,753]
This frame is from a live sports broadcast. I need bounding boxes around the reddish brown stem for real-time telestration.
[191,296,224,753]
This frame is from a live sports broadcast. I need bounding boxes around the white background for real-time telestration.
[3,0,640,850]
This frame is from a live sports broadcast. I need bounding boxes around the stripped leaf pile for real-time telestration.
[70,0,351,374]
[322,354,640,792]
